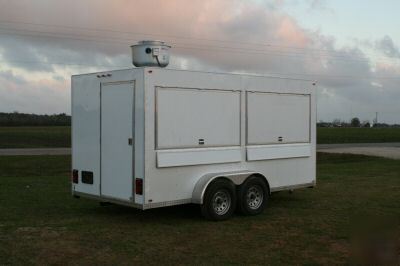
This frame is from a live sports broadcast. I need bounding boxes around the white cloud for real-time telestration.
[0,0,398,122]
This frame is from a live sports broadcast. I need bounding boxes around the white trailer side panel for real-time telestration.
[247,92,310,145]
[242,75,316,189]
[156,87,241,149]
[143,68,316,207]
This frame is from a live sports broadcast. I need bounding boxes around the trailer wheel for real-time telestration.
[237,176,269,215]
[201,179,236,221]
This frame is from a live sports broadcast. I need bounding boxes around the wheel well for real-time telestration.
[192,172,271,204]
[209,176,233,185]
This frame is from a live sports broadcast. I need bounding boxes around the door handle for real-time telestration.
[128,138,133,145]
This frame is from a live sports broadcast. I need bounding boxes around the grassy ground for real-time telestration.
[317,127,400,144]
[0,153,399,264]
[0,126,70,148]
[1,127,400,149]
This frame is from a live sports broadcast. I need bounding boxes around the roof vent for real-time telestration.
[131,40,171,67]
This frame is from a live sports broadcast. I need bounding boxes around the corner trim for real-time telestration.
[72,191,143,209]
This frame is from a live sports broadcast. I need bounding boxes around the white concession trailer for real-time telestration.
[72,41,316,220]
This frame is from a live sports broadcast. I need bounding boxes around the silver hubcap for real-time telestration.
[246,185,263,210]
[212,190,231,215]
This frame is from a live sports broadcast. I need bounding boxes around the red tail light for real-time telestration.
[135,178,143,195]
[72,169,79,184]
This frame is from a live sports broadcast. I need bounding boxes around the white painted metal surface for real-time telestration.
[72,69,144,204]
[71,74,101,196]
[100,81,134,201]
[156,87,240,149]
[72,67,316,210]
[247,92,310,144]
[246,143,311,161]
[157,147,242,168]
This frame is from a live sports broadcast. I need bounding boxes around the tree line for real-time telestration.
[318,117,400,128]
[0,112,71,126]
[1,112,399,128]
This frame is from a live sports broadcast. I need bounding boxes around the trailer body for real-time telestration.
[72,67,316,211]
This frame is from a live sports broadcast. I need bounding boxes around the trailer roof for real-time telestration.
[72,67,316,83]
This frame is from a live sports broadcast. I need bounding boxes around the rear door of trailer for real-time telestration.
[100,81,135,201]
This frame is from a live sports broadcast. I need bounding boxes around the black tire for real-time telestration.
[237,176,269,216]
[201,179,236,221]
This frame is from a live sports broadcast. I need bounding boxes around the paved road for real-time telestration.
[1,143,400,159]
[317,142,400,160]
[317,142,400,149]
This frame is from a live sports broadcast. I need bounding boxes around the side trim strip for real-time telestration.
[247,143,311,161]
[270,181,315,193]
[143,199,192,210]
[157,147,242,168]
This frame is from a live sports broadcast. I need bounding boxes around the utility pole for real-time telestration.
[373,112,378,126]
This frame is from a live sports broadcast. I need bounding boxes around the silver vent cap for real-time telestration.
[131,40,171,67]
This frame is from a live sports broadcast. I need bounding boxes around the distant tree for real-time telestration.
[332,119,342,127]
[0,112,71,126]
[317,122,330,127]
[350,117,361,127]
[362,120,370,128]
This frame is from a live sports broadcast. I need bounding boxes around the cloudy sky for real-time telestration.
[0,0,399,123]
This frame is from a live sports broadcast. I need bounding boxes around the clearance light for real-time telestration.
[72,169,79,184]
[135,178,143,195]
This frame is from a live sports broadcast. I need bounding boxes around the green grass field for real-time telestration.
[0,126,70,148]
[1,126,400,148]
[0,153,399,264]
[317,127,400,144]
